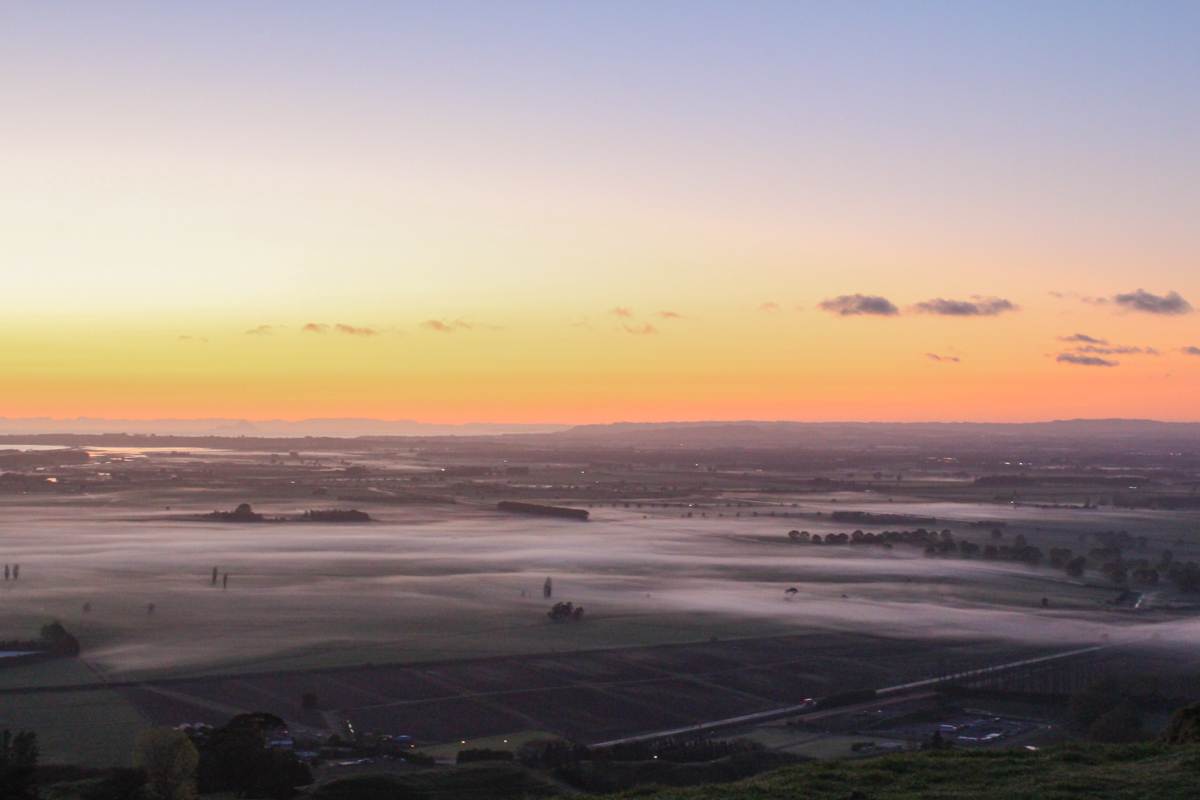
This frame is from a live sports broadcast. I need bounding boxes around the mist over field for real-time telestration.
[2,424,1200,773]
[1,496,1187,677]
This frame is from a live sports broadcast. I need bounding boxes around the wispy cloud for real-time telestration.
[1059,333,1107,345]
[1182,346,1200,357]
[1058,333,1157,356]
[657,310,683,320]
[177,335,208,343]
[1112,289,1192,315]
[757,301,781,313]
[610,307,634,318]
[421,319,473,333]
[1056,353,1118,367]
[1074,344,1158,356]
[622,323,658,336]
[334,323,377,336]
[926,353,960,363]
[818,294,899,316]
[302,322,329,333]
[244,324,275,336]
[912,296,1017,316]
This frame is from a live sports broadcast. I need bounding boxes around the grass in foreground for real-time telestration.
[604,743,1200,800]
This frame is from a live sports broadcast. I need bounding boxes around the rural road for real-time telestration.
[588,643,1107,749]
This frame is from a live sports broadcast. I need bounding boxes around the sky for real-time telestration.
[2,1,1198,424]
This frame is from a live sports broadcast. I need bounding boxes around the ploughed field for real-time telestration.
[114,632,1051,744]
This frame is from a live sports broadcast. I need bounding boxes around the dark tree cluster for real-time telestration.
[1073,532,1190,590]
[300,509,371,523]
[787,527,1045,564]
[39,621,81,656]
[206,503,265,522]
[787,523,1199,591]
[787,527,944,548]
[190,713,312,799]
[547,601,585,622]
[1069,678,1151,743]
[0,730,38,800]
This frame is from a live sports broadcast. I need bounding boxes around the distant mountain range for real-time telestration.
[525,418,1200,448]
[1,417,1199,447]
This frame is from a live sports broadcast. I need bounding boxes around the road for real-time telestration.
[589,644,1106,749]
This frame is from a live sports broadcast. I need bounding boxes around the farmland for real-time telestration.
[1,424,1199,766]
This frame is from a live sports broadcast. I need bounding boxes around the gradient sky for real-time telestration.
[2,1,1198,423]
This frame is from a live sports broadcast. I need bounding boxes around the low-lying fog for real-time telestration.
[0,502,1194,677]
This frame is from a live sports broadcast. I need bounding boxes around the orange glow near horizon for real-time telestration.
[2,4,1198,425]
[1,295,1198,424]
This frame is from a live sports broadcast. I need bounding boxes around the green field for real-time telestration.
[606,743,1200,800]
[0,688,146,766]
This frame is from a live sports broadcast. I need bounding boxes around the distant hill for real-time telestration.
[533,418,1200,449]
[2,417,1199,449]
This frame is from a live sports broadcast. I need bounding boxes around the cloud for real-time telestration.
[334,323,377,336]
[302,323,329,333]
[622,323,658,336]
[1112,289,1192,315]
[1051,291,1107,305]
[657,310,683,320]
[1059,333,1107,345]
[926,353,960,363]
[1058,334,1157,356]
[177,335,208,343]
[1056,353,1118,367]
[912,296,1017,316]
[244,325,275,336]
[757,302,781,313]
[1182,346,1200,357]
[1073,344,1158,356]
[421,319,472,333]
[818,294,899,316]
[610,307,634,318]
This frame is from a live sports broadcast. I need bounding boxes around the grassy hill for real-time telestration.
[605,743,1200,800]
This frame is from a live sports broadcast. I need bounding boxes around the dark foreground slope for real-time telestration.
[603,743,1200,800]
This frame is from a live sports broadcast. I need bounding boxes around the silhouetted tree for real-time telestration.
[197,713,311,799]
[547,602,584,622]
[40,621,80,656]
[134,728,199,800]
[0,730,39,800]
[1089,701,1144,743]
[1163,702,1200,744]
